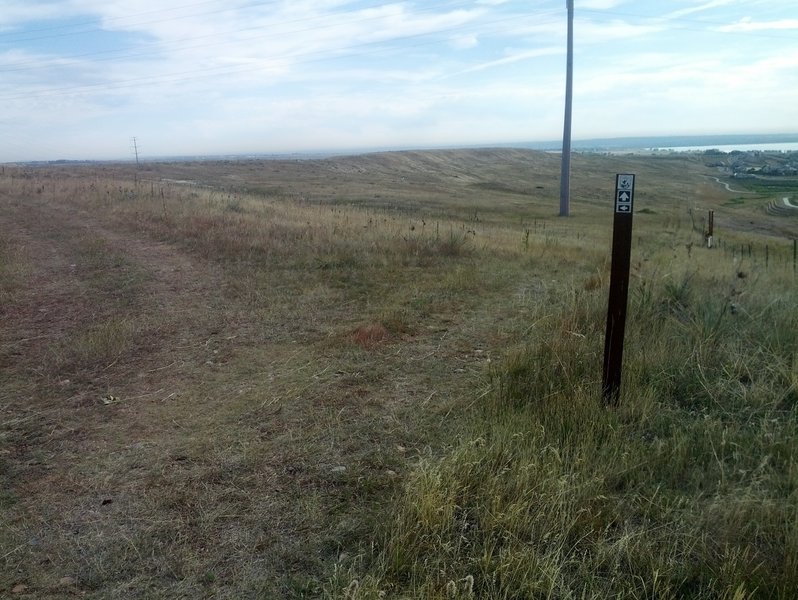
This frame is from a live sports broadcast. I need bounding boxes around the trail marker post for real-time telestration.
[602,174,635,406]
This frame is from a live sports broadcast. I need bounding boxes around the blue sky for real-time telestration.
[1,0,796,161]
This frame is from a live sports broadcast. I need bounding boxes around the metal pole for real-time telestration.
[559,0,574,217]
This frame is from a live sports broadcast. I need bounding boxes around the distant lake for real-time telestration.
[656,142,798,153]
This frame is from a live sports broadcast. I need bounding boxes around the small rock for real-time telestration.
[59,577,76,586]
[385,469,398,478]
[330,465,347,474]
[11,584,28,594]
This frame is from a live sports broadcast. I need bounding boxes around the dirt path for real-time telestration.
[705,175,755,194]
[0,196,298,597]
[1,187,497,598]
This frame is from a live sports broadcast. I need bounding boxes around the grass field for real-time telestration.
[1,150,796,599]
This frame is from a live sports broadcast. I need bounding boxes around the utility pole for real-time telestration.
[132,137,140,169]
[559,0,574,217]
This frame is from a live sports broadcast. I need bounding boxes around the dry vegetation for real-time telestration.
[1,150,796,599]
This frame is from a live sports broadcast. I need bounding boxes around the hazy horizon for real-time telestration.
[6,132,797,165]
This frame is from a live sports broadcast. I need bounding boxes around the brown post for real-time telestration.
[707,210,714,248]
[603,174,635,406]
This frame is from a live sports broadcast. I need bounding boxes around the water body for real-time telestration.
[659,142,798,153]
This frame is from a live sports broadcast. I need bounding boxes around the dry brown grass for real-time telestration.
[1,150,795,598]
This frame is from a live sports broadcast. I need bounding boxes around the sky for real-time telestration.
[1,0,797,161]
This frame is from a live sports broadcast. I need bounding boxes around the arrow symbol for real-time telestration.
[617,204,631,213]
[618,191,630,202]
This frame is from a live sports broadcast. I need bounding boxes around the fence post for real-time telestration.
[707,210,714,248]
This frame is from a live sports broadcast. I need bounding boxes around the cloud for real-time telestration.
[2,0,797,160]
[0,1,77,29]
[576,19,666,43]
[661,0,736,21]
[577,0,628,9]
[446,47,562,77]
[450,33,479,50]
[717,17,798,31]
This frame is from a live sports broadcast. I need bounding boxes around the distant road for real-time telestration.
[784,197,797,208]
[706,176,755,194]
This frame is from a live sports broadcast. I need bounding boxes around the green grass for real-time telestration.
[737,178,798,196]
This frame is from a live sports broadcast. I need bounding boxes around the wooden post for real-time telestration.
[603,174,635,407]
[706,210,714,248]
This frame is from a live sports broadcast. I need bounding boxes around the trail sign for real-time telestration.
[602,174,635,406]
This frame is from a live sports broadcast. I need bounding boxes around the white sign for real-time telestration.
[617,174,634,191]
[615,174,635,214]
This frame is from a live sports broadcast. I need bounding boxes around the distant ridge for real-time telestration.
[15,133,798,165]
[512,133,798,152]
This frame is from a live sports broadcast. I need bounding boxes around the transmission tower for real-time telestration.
[132,137,140,168]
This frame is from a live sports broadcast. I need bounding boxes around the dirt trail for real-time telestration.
[0,197,227,393]
[0,197,259,596]
[1,177,510,597]
[0,190,485,598]
[705,175,755,194]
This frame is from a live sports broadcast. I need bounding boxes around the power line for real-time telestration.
[1,0,280,42]
[2,3,794,104]
[1,0,497,46]
[3,3,793,78]
[0,11,555,102]
[0,0,495,73]
[579,7,798,40]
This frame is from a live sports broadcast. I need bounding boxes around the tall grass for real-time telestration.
[328,264,798,599]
